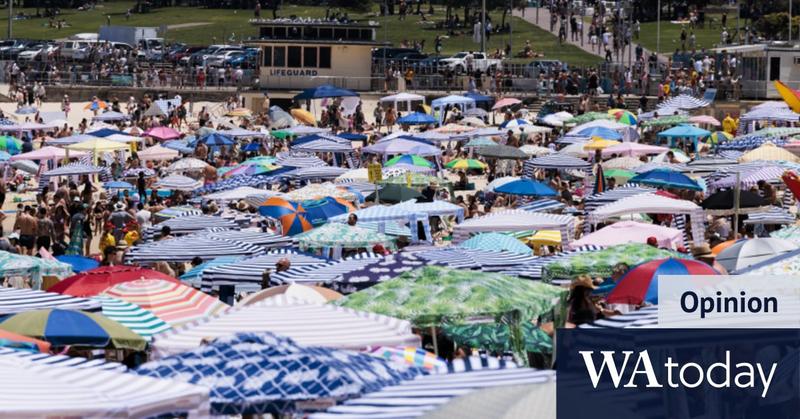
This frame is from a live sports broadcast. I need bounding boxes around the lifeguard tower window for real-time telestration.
[304,47,318,67]
[770,57,781,81]
[262,46,331,69]
[274,46,286,67]
[319,47,331,68]
[263,46,272,66]
[288,46,302,67]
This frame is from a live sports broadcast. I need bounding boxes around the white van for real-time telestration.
[58,39,133,60]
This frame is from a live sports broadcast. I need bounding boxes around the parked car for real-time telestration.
[176,46,206,65]
[413,56,447,74]
[395,51,429,66]
[439,51,502,74]
[1,40,33,59]
[17,42,59,61]
[372,47,418,61]
[207,47,245,67]
[226,48,259,68]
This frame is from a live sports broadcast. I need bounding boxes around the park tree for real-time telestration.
[329,0,372,12]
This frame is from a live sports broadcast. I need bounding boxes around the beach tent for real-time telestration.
[657,124,710,151]
[452,210,575,246]
[569,221,684,249]
[431,95,476,123]
[380,92,426,113]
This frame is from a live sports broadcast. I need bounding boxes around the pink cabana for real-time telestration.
[137,144,179,161]
[569,220,684,250]
[602,142,669,157]
[10,146,88,162]
[145,127,181,141]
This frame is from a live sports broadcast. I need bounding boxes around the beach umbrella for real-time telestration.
[154,174,203,191]
[510,124,552,135]
[49,265,178,297]
[642,115,691,127]
[221,161,280,178]
[0,309,145,350]
[284,183,356,201]
[441,322,552,354]
[565,112,612,125]
[569,221,684,249]
[652,149,692,163]
[519,145,553,157]
[369,346,445,371]
[739,141,800,163]
[611,110,637,125]
[607,259,719,306]
[576,126,623,140]
[335,266,566,328]
[66,138,128,153]
[258,197,313,236]
[293,84,359,100]
[474,145,529,160]
[135,332,420,415]
[0,251,72,280]
[701,189,768,213]
[83,100,108,111]
[593,164,606,194]
[459,232,531,255]
[397,112,437,125]
[460,117,486,127]
[103,181,133,190]
[240,284,343,305]
[54,255,100,273]
[495,179,557,197]
[602,142,668,157]
[712,239,740,255]
[464,107,489,118]
[716,238,798,273]
[386,154,434,168]
[522,230,562,247]
[146,126,182,141]
[583,136,620,150]
[225,107,252,117]
[365,184,422,203]
[199,132,234,147]
[689,115,721,126]
[0,136,22,154]
[435,123,475,134]
[603,168,635,183]
[379,173,451,188]
[0,151,10,161]
[0,329,51,352]
[465,137,497,147]
[604,156,645,170]
[302,197,355,226]
[709,131,733,145]
[499,119,529,129]
[629,168,702,190]
[445,158,487,170]
[290,108,316,125]
[485,176,520,191]
[15,105,37,115]
[93,296,171,341]
[492,98,522,110]
[775,80,800,113]
[543,243,689,281]
[103,279,229,329]
[295,223,396,251]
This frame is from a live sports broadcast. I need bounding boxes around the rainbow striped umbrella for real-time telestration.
[103,279,229,329]
[0,136,22,155]
[445,158,487,170]
[93,296,171,341]
[258,197,313,236]
[709,131,733,145]
[611,109,637,125]
[385,154,434,168]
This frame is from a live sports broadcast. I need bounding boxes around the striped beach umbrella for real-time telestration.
[0,309,146,350]
[709,131,733,145]
[258,197,313,236]
[445,158,487,170]
[0,136,22,155]
[103,279,229,329]
[93,296,171,341]
[460,232,531,255]
[607,258,719,305]
[370,346,446,371]
[611,110,637,125]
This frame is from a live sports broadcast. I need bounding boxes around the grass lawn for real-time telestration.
[636,14,728,54]
[0,2,601,66]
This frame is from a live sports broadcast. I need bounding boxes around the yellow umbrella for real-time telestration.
[291,108,316,126]
[583,136,621,150]
[739,141,800,163]
[523,230,562,247]
[420,104,432,114]
[66,138,129,152]
[775,81,800,113]
[225,107,252,117]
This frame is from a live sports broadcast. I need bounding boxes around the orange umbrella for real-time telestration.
[0,329,51,353]
[775,81,800,113]
[711,239,738,256]
[84,100,109,111]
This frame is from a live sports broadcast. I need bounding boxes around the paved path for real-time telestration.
[513,7,663,66]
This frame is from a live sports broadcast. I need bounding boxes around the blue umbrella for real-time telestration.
[339,133,367,141]
[163,140,194,154]
[134,332,421,415]
[55,255,100,273]
[200,132,234,147]
[629,168,703,190]
[576,126,623,140]
[397,112,437,125]
[301,197,354,226]
[15,106,37,115]
[242,143,261,152]
[180,256,241,288]
[0,151,10,162]
[499,119,529,128]
[293,84,359,100]
[87,128,125,137]
[495,179,557,196]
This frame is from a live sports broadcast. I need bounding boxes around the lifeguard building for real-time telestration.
[247,18,384,91]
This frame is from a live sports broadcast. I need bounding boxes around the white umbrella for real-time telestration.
[604,156,645,170]
[154,175,203,191]
[167,158,210,172]
[716,238,798,273]
[519,145,553,157]
[485,176,520,191]
[541,114,564,127]
[510,125,552,135]
[460,117,487,128]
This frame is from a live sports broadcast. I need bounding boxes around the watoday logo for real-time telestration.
[579,350,777,398]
